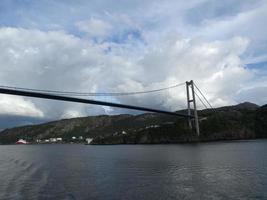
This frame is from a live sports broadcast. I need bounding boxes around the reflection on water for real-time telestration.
[0,140,267,200]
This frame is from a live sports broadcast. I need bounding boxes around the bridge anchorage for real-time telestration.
[0,80,213,136]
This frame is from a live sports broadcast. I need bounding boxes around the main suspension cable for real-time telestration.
[0,82,185,97]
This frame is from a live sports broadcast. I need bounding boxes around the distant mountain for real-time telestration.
[93,102,267,144]
[0,112,178,144]
[215,102,259,111]
[0,102,266,144]
[235,102,259,110]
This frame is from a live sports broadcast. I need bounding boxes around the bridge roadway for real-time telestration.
[0,88,193,118]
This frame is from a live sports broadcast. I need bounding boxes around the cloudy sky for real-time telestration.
[0,0,267,128]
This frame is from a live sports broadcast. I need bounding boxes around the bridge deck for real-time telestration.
[0,88,192,118]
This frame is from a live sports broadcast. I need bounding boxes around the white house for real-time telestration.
[50,138,57,142]
[86,138,93,144]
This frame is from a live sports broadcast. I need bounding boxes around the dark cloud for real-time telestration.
[0,115,50,130]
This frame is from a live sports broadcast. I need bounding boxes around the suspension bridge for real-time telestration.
[0,80,214,136]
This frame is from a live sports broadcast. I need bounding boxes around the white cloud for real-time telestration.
[198,1,267,39]
[236,77,267,105]
[0,94,43,117]
[61,109,85,119]
[0,26,263,121]
[119,36,253,109]
[194,1,267,61]
[244,54,267,65]
[76,18,112,37]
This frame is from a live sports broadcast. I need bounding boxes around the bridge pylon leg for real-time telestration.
[186,80,200,136]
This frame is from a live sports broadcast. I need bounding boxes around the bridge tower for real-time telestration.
[186,80,200,136]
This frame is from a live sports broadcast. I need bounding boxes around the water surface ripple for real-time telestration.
[0,140,267,199]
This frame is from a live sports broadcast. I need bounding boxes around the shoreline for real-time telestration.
[2,138,267,146]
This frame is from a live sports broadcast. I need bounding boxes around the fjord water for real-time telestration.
[0,140,267,200]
